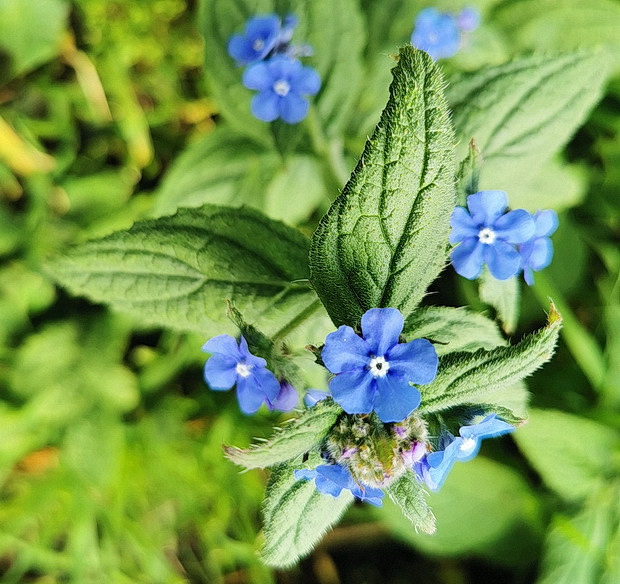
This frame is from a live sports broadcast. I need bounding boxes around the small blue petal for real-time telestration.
[329,368,375,414]
[387,338,438,385]
[291,65,321,95]
[460,414,515,441]
[457,7,480,32]
[203,354,237,390]
[279,91,309,124]
[534,209,559,237]
[242,61,273,91]
[494,209,535,244]
[411,8,460,60]
[361,307,404,356]
[322,325,369,373]
[372,374,421,423]
[485,240,521,280]
[203,334,242,357]
[524,237,554,271]
[250,91,280,122]
[451,237,485,279]
[467,191,508,225]
[450,206,478,243]
[294,468,317,481]
[267,381,298,412]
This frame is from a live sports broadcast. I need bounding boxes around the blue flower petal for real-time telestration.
[242,62,273,91]
[203,354,237,390]
[250,91,280,122]
[534,209,559,237]
[372,375,421,422]
[361,307,404,356]
[322,325,369,373]
[523,266,535,286]
[267,381,298,412]
[525,237,554,271]
[294,468,317,481]
[387,338,438,385]
[279,92,309,124]
[238,336,267,369]
[494,209,535,244]
[292,65,321,95]
[236,376,269,414]
[202,334,242,357]
[329,368,375,414]
[451,237,484,279]
[460,414,515,441]
[485,240,521,280]
[450,206,478,243]
[467,191,508,225]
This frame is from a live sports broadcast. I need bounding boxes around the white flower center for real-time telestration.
[368,356,390,378]
[478,227,497,245]
[235,362,253,378]
[459,437,477,456]
[252,38,265,51]
[273,79,291,96]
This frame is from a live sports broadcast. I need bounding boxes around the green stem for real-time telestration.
[271,298,324,342]
[531,271,606,390]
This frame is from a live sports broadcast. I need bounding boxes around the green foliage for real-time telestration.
[46,205,317,337]
[514,409,620,502]
[385,472,436,535]
[261,458,354,568]
[419,305,561,414]
[448,51,609,208]
[224,399,342,469]
[310,46,456,327]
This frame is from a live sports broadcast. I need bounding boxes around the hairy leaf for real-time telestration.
[261,459,353,568]
[419,304,561,414]
[47,205,318,336]
[225,400,342,469]
[310,46,456,327]
[448,51,609,190]
[478,271,520,334]
[404,306,506,355]
[386,472,435,535]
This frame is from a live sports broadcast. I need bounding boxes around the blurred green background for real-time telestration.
[0,0,618,582]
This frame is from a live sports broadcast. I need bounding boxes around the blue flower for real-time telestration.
[202,335,280,414]
[321,308,438,423]
[411,7,480,60]
[450,191,536,280]
[415,414,514,491]
[267,380,299,412]
[519,209,559,285]
[242,55,321,123]
[228,15,282,65]
[411,8,461,60]
[294,464,384,506]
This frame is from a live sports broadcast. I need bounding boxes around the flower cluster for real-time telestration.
[411,7,480,60]
[413,415,515,491]
[450,190,558,284]
[202,335,297,414]
[228,14,320,124]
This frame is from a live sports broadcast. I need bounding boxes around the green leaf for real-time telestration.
[447,51,609,192]
[47,205,319,336]
[403,306,506,356]
[386,472,435,535]
[493,0,620,70]
[0,0,68,80]
[261,459,354,568]
[478,270,520,334]
[419,304,561,414]
[380,457,542,559]
[153,127,328,224]
[537,486,619,584]
[310,46,456,327]
[514,409,620,502]
[224,400,342,469]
